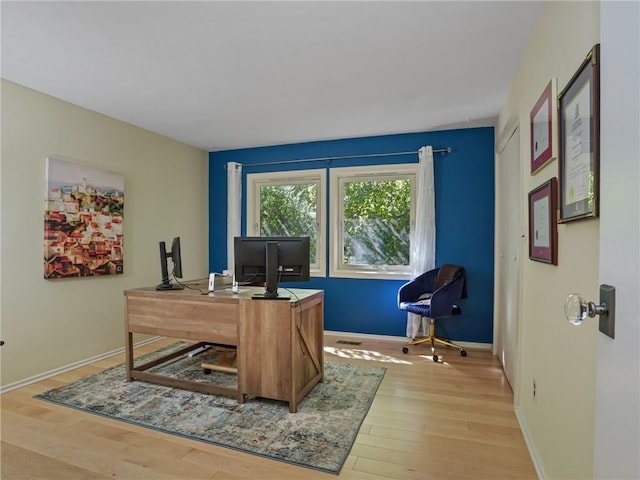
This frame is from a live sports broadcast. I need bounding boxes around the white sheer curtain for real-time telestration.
[406,146,436,338]
[227,162,242,272]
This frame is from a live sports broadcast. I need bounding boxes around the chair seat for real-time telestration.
[399,301,432,317]
[400,301,461,317]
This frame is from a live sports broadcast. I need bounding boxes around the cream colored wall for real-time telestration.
[496,2,600,479]
[0,80,209,387]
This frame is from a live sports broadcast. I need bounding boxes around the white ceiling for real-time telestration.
[1,1,542,151]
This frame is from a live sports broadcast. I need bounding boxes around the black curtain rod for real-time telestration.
[226,147,452,168]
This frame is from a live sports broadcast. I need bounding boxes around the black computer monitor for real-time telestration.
[156,236,184,290]
[234,236,310,299]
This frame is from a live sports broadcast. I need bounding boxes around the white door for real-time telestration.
[494,122,520,390]
[593,3,639,477]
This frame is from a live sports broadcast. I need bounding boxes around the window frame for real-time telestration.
[329,164,417,280]
[246,169,326,277]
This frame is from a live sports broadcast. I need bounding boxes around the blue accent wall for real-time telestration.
[209,128,494,343]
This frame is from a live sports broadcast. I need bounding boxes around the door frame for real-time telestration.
[494,116,522,399]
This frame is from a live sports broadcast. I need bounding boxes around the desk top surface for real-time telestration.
[124,279,323,304]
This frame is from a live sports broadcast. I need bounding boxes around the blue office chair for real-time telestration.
[398,264,467,362]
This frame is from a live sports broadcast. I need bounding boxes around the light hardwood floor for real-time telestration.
[1,335,537,479]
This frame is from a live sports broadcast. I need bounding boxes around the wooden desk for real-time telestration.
[123,282,324,413]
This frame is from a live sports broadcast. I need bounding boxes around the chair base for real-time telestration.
[402,319,467,362]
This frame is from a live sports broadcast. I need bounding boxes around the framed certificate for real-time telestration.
[528,178,558,265]
[558,44,600,222]
[530,80,556,174]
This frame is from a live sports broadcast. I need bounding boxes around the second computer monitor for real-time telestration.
[234,236,310,299]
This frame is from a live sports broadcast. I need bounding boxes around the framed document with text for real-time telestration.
[530,80,556,174]
[528,178,558,265]
[558,44,600,222]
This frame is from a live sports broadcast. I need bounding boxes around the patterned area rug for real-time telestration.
[35,343,386,474]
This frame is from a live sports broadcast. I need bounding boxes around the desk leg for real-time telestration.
[125,331,133,382]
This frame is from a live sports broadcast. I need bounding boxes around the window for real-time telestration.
[247,169,326,276]
[247,164,418,280]
[329,164,416,279]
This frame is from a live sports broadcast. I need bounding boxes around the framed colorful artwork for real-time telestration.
[44,157,124,279]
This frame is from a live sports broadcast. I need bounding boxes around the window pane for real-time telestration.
[342,179,410,266]
[259,183,317,264]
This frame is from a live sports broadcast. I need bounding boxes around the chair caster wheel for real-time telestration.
[203,368,212,375]
[402,347,409,354]
[460,350,467,357]
[432,355,439,362]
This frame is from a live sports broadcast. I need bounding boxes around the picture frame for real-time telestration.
[558,44,600,222]
[44,157,125,279]
[528,177,558,265]
[530,79,557,174]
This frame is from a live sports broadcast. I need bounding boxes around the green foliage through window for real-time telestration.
[259,184,317,264]
[342,179,410,266]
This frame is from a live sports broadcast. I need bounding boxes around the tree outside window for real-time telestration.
[342,179,410,266]
[259,183,318,264]
[246,169,326,276]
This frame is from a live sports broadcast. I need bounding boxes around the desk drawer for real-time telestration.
[126,296,238,344]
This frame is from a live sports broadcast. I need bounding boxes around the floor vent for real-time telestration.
[336,340,362,346]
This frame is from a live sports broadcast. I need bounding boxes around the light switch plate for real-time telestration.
[599,284,615,339]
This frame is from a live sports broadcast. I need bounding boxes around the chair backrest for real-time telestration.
[434,264,463,290]
[434,264,468,300]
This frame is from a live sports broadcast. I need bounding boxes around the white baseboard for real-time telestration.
[0,336,163,395]
[515,405,545,479]
[324,330,492,350]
